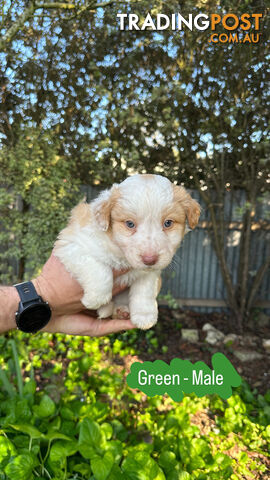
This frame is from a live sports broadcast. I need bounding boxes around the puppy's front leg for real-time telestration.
[129,272,160,330]
[80,261,113,310]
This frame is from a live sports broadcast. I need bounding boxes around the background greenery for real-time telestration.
[0,1,269,478]
[0,333,269,479]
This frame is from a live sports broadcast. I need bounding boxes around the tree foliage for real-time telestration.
[0,128,79,282]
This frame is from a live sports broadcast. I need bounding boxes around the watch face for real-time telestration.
[16,303,51,333]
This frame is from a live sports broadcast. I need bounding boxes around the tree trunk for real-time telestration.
[17,198,29,282]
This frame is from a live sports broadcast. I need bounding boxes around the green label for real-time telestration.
[126,353,241,402]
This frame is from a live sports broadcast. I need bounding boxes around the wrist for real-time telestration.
[32,276,52,306]
[0,286,20,333]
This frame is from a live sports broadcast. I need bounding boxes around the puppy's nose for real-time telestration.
[141,254,158,266]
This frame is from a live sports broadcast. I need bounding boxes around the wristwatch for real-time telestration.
[14,281,52,333]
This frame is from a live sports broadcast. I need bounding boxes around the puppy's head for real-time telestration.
[93,174,200,270]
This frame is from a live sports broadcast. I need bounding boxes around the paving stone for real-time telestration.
[223,333,238,345]
[181,329,199,343]
[262,339,270,353]
[202,324,225,345]
[233,350,264,362]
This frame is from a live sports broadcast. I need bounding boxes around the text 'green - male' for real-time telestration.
[126,353,242,402]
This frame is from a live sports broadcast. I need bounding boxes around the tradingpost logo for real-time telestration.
[208,13,263,44]
[117,12,264,44]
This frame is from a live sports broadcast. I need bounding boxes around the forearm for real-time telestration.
[0,286,19,333]
[0,254,131,336]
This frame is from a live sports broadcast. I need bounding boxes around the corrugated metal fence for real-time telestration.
[82,185,270,312]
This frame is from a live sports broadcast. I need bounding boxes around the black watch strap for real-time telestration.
[14,281,51,333]
[14,281,40,304]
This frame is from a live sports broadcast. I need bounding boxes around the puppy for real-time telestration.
[54,174,200,329]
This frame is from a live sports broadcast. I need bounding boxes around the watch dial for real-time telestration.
[17,304,51,333]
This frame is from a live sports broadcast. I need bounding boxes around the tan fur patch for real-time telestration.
[70,203,91,227]
[54,203,91,250]
[111,200,138,236]
[94,187,121,231]
[140,174,156,181]
[173,185,201,229]
[111,202,136,224]
[162,203,186,226]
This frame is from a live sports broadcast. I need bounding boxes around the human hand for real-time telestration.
[32,254,134,336]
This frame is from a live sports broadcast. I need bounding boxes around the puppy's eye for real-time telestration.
[125,220,135,229]
[163,219,174,228]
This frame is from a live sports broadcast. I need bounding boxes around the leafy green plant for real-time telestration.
[0,334,269,480]
[158,292,180,310]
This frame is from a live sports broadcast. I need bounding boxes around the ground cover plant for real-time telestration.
[0,328,269,480]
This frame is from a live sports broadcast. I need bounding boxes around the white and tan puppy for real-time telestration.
[54,174,200,329]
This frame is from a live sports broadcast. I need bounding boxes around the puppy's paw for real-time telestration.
[131,312,157,330]
[98,301,114,319]
[113,305,130,320]
[81,295,100,310]
[81,291,112,310]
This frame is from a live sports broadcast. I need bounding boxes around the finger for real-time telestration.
[95,318,135,336]
[44,313,135,336]
[112,268,130,279]
[112,283,129,296]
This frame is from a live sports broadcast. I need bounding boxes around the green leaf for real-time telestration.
[91,452,114,480]
[60,407,74,420]
[78,443,96,460]
[121,457,149,480]
[158,451,177,472]
[214,453,232,468]
[49,443,67,464]
[167,471,191,480]
[23,379,36,396]
[45,431,72,442]
[122,453,165,480]
[104,440,123,465]
[107,464,126,479]
[79,418,103,446]
[51,440,77,458]
[15,399,32,423]
[101,422,113,440]
[9,424,44,439]
[190,438,211,459]
[34,394,55,418]
[5,453,34,480]
[178,438,191,464]
[111,419,128,441]
[265,425,270,439]
[48,441,77,474]
[73,463,92,476]
[0,436,17,463]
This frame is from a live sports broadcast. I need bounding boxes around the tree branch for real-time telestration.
[35,0,128,10]
[246,254,270,315]
[0,0,131,51]
[0,2,35,51]
[35,2,76,9]
[190,169,241,326]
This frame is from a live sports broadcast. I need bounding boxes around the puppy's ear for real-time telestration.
[92,185,119,231]
[173,185,200,229]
